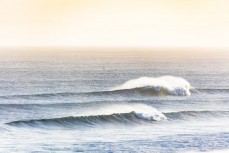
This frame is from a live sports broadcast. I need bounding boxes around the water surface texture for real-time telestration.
[0,51,228,153]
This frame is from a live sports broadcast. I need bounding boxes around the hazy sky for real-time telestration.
[0,0,229,48]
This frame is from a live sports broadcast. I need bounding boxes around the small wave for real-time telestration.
[165,110,229,121]
[0,92,79,99]
[193,88,229,94]
[111,76,192,96]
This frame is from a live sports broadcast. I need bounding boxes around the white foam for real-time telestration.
[135,111,166,121]
[112,76,192,96]
[81,103,166,121]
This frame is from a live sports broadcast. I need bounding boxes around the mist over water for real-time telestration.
[0,51,228,153]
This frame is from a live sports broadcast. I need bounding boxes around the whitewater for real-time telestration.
[0,52,228,153]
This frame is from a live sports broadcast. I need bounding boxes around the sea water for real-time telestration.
[0,51,228,153]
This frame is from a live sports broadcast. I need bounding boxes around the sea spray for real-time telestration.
[112,76,192,96]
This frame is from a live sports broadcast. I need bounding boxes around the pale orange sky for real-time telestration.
[0,0,229,48]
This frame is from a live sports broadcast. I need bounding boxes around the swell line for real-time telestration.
[0,88,228,100]
[6,110,229,128]
[165,110,229,120]
[6,111,165,128]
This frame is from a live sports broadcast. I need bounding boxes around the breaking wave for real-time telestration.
[0,76,193,100]
[7,112,166,128]
[6,104,166,128]
[111,76,192,96]
[3,76,228,100]
[7,109,229,128]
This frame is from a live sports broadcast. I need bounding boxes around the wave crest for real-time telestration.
[7,112,166,128]
[6,104,166,128]
[112,76,192,96]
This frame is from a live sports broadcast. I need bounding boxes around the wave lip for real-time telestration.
[8,110,228,128]
[6,111,166,128]
[6,104,166,128]
[111,76,192,96]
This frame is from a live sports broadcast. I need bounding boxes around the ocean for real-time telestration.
[0,50,228,153]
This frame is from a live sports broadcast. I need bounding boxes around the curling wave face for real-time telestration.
[111,76,192,96]
[6,104,166,128]
[0,76,193,101]
[7,108,229,128]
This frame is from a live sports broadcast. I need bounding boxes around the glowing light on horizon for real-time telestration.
[0,0,229,48]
